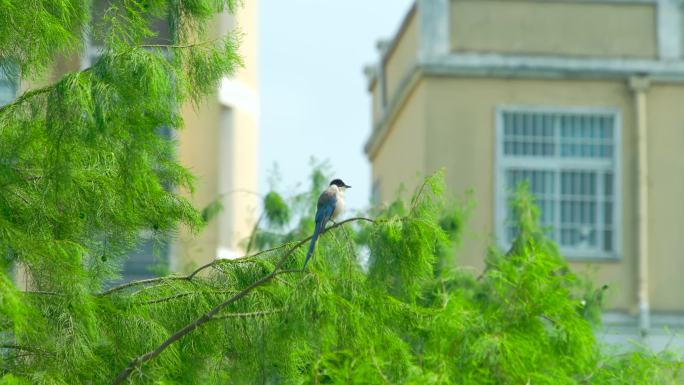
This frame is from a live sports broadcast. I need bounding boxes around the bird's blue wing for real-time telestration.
[315,193,336,225]
[303,192,337,270]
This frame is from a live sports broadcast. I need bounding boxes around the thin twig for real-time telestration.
[24,290,62,296]
[371,349,393,385]
[0,67,93,117]
[244,212,265,256]
[0,343,53,356]
[274,276,294,288]
[99,276,189,296]
[209,308,283,321]
[109,217,373,385]
[133,289,240,306]
[139,38,222,49]
[0,85,51,116]
[409,177,430,214]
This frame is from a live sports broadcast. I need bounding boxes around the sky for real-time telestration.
[259,0,414,212]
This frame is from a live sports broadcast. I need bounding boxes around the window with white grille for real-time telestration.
[496,107,621,259]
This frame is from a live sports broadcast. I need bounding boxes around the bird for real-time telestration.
[302,178,351,271]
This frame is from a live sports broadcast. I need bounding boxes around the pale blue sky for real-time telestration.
[259,0,414,211]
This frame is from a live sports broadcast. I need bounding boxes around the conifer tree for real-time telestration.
[1,2,682,384]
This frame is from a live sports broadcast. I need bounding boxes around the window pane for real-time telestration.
[502,111,555,157]
[505,169,556,242]
[560,171,598,248]
[604,230,613,252]
[500,110,618,256]
[560,113,614,159]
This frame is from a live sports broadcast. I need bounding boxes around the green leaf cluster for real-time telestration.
[0,0,241,382]
[0,1,682,383]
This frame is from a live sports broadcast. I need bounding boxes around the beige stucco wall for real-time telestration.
[221,1,259,89]
[175,3,259,270]
[450,0,657,59]
[368,0,684,314]
[406,76,637,311]
[175,99,221,271]
[384,11,418,102]
[371,81,427,202]
[370,73,684,313]
[220,108,259,252]
[370,82,382,124]
[645,84,684,311]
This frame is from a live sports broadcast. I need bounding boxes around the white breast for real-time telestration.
[332,192,345,220]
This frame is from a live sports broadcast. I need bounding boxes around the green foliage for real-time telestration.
[2,159,683,383]
[201,198,224,224]
[0,0,241,383]
[1,1,682,382]
[0,0,90,78]
[263,191,290,228]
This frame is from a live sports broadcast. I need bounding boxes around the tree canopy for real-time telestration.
[0,1,682,384]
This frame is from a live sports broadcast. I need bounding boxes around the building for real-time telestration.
[364,0,684,346]
[2,2,259,283]
[173,2,260,273]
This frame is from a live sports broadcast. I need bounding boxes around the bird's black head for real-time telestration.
[329,179,351,189]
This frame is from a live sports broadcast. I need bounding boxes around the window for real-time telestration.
[0,67,16,107]
[496,107,621,259]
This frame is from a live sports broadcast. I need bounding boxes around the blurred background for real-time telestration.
[257,0,684,351]
[3,0,684,350]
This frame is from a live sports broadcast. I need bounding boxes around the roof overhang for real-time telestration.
[364,53,684,159]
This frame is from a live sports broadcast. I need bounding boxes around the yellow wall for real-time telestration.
[221,1,259,89]
[175,4,259,270]
[175,99,222,271]
[384,11,418,102]
[450,0,657,58]
[368,0,684,313]
[645,84,684,310]
[377,75,640,311]
[371,82,382,124]
[371,81,427,202]
[224,108,259,251]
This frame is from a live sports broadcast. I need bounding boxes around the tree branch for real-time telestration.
[99,276,190,296]
[139,38,222,49]
[0,343,53,356]
[133,289,239,306]
[109,216,373,385]
[24,290,62,296]
[0,67,94,117]
[0,85,51,116]
[244,212,265,256]
[101,216,375,296]
[209,308,283,321]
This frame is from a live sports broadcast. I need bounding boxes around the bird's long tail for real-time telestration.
[302,221,323,271]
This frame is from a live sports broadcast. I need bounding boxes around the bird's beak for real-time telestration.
[345,184,351,188]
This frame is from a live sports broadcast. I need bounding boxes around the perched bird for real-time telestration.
[302,178,351,271]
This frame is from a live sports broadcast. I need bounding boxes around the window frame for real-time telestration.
[494,105,623,261]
